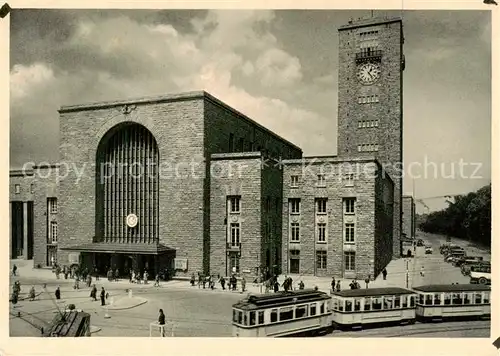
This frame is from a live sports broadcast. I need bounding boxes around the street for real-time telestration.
[9,231,491,337]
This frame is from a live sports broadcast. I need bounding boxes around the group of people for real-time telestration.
[189,273,247,292]
[129,269,150,284]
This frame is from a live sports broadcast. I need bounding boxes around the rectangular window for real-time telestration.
[345,223,355,243]
[48,198,58,214]
[50,221,58,243]
[290,175,299,187]
[279,307,294,321]
[230,255,240,273]
[344,173,354,186]
[230,223,240,246]
[344,198,355,214]
[290,199,300,214]
[228,133,234,152]
[316,250,327,269]
[291,222,300,242]
[295,305,308,319]
[317,174,326,187]
[289,250,300,273]
[316,198,327,214]
[258,311,264,324]
[344,251,355,271]
[317,223,327,242]
[270,309,278,323]
[15,184,20,194]
[229,196,240,213]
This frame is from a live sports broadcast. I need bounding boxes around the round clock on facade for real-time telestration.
[126,213,138,228]
[356,63,381,85]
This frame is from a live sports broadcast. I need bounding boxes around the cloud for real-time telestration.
[10,10,333,167]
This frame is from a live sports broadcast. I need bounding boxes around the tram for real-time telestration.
[231,289,332,337]
[413,284,490,322]
[43,310,91,337]
[330,287,417,330]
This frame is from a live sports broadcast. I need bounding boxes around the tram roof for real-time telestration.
[412,284,491,293]
[233,289,330,310]
[332,287,414,298]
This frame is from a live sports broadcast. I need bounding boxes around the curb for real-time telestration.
[101,297,148,310]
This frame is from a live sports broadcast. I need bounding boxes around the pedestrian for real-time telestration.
[131,270,136,283]
[158,309,166,337]
[241,277,246,293]
[299,280,305,290]
[12,264,17,276]
[331,277,336,293]
[95,266,100,281]
[190,273,195,287]
[100,287,106,306]
[114,268,119,282]
[129,269,133,283]
[282,275,289,292]
[74,276,80,290]
[55,265,61,279]
[274,280,280,293]
[355,280,361,289]
[420,266,425,277]
[336,280,341,292]
[90,285,97,301]
[86,274,92,288]
[382,268,388,280]
[364,276,370,289]
[55,286,61,300]
[29,286,36,301]
[220,276,226,290]
[154,274,160,287]
[64,266,68,280]
[349,280,356,290]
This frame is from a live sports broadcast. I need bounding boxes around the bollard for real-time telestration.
[104,305,111,319]
[128,289,133,298]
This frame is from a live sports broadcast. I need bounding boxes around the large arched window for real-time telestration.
[95,123,159,243]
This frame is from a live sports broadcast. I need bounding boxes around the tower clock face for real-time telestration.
[357,63,381,85]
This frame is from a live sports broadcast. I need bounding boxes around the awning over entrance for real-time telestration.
[61,242,175,255]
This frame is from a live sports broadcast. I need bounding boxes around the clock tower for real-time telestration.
[337,16,405,257]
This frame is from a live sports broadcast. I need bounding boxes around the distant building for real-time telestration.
[402,195,416,240]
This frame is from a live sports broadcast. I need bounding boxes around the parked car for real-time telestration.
[425,246,433,254]
[417,239,425,247]
[454,256,483,268]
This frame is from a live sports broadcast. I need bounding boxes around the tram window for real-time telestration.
[409,296,415,307]
[244,313,248,325]
[434,294,441,305]
[249,311,256,326]
[233,310,238,323]
[425,294,433,305]
[258,311,265,324]
[296,305,308,318]
[338,300,344,311]
[280,307,294,321]
[310,303,317,316]
[372,298,382,310]
[463,293,471,305]
[271,309,278,323]
[332,298,338,311]
[354,298,361,311]
[419,294,425,305]
[474,293,482,304]
[484,292,490,304]
[444,293,451,305]
[384,296,394,309]
[320,302,325,314]
[238,311,243,324]
[452,293,463,305]
[364,298,371,311]
[345,300,353,312]
[402,296,408,308]
[394,296,401,308]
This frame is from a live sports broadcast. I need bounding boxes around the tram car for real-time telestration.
[42,310,91,337]
[231,289,332,337]
[330,287,417,330]
[413,284,491,322]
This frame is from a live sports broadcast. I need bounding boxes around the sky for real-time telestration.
[8,9,491,212]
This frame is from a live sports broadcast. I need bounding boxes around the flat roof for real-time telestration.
[332,287,414,298]
[339,16,402,31]
[58,90,302,152]
[413,284,491,293]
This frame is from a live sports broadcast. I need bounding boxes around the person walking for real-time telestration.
[100,287,106,306]
[298,280,305,290]
[220,276,226,290]
[154,274,160,287]
[331,277,336,293]
[190,273,195,287]
[29,286,36,301]
[382,268,388,280]
[90,285,97,301]
[364,276,370,289]
[12,264,17,276]
[241,277,246,293]
[336,280,341,292]
[420,266,425,277]
[55,286,61,300]
[158,309,166,337]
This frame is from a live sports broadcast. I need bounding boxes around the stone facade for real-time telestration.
[281,156,393,279]
[336,17,404,257]
[402,195,416,240]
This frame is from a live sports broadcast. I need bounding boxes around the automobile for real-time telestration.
[462,261,490,276]
[454,256,483,268]
[425,246,433,254]
[417,239,425,247]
